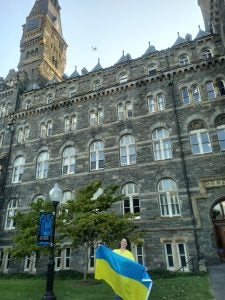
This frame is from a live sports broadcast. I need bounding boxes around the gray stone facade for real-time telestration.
[0,0,225,274]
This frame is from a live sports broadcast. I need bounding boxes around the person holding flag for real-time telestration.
[95,238,152,300]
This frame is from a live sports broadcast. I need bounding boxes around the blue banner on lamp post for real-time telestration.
[38,212,53,246]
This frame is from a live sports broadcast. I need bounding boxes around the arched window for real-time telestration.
[120,134,136,166]
[206,81,216,99]
[97,109,104,125]
[192,85,201,102]
[62,190,73,204]
[189,120,212,154]
[201,48,213,60]
[62,146,75,175]
[158,178,180,217]
[148,66,157,76]
[217,79,225,96]
[215,114,225,151]
[181,88,190,105]
[12,156,25,183]
[179,55,189,66]
[64,117,70,132]
[152,128,172,160]
[90,141,104,171]
[119,73,128,83]
[122,182,140,216]
[4,199,18,230]
[36,151,49,179]
[212,200,225,221]
[18,128,24,143]
[90,110,103,126]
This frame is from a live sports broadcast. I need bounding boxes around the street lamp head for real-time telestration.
[49,183,62,207]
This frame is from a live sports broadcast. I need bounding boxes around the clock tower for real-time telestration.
[18,0,67,86]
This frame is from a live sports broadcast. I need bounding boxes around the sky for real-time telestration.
[0,0,204,79]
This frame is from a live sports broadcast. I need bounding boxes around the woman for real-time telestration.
[113,237,135,300]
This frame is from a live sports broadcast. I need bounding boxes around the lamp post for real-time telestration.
[42,183,62,300]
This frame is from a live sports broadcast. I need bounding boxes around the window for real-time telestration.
[18,127,29,143]
[71,115,77,130]
[117,103,133,120]
[135,245,144,264]
[64,117,70,132]
[90,110,103,126]
[119,73,128,83]
[157,94,165,111]
[69,88,76,98]
[90,141,104,171]
[89,246,95,269]
[62,191,73,204]
[189,129,212,154]
[148,94,165,112]
[192,85,201,102]
[148,67,157,76]
[25,100,31,110]
[126,102,133,118]
[158,178,180,217]
[118,104,125,120]
[55,248,71,270]
[206,81,216,99]
[24,253,36,273]
[0,249,3,268]
[0,103,7,117]
[40,122,52,137]
[201,48,213,60]
[217,80,225,96]
[36,151,49,179]
[5,199,18,230]
[217,125,225,150]
[47,94,53,104]
[212,200,225,221]
[120,135,136,166]
[164,243,188,271]
[179,55,189,66]
[90,111,97,126]
[0,132,4,147]
[62,146,75,175]
[12,156,25,183]
[152,128,172,160]
[181,88,190,105]
[3,252,11,272]
[122,182,140,216]
[93,80,101,91]
[92,188,103,200]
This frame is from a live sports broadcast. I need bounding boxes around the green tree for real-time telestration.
[11,198,53,258]
[58,180,138,280]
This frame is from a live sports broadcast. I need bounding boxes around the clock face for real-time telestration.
[26,17,40,32]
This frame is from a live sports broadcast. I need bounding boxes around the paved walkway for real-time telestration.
[207,264,225,300]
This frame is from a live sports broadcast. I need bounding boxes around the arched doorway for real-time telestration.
[211,198,225,262]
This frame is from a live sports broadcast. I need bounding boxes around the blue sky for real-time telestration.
[0,0,204,79]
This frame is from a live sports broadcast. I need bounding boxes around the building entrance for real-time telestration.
[211,198,225,262]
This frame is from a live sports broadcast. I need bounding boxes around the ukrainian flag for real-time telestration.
[95,245,152,300]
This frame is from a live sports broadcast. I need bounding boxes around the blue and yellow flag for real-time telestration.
[95,245,152,300]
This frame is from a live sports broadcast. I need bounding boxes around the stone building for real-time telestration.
[0,0,225,274]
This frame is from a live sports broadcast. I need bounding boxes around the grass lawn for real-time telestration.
[0,274,214,300]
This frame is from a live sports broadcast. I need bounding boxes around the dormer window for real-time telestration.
[119,73,128,84]
[93,80,101,91]
[179,55,189,66]
[201,49,213,60]
[148,67,157,76]
[47,94,53,104]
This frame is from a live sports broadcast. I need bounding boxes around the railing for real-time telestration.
[176,253,204,272]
